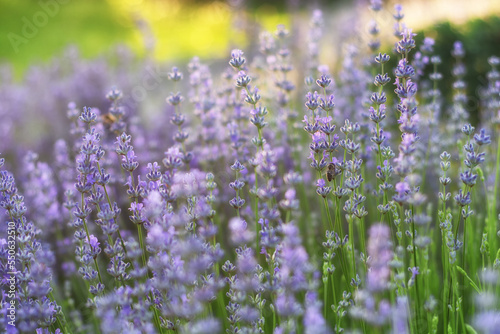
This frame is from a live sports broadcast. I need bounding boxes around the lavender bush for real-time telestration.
[1,2,500,334]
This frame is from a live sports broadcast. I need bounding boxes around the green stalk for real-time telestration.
[235,169,241,219]
[348,214,356,278]
[489,134,500,259]
[332,179,344,238]
[80,193,104,286]
[452,266,466,333]
[128,171,148,269]
[442,231,449,334]
[322,198,344,309]
[323,198,334,231]
[242,85,263,255]
[126,169,164,333]
[440,175,449,334]
[374,62,386,224]
[421,62,439,192]
[97,162,130,259]
[331,181,352,295]
[255,168,260,253]
[411,218,421,334]
[49,291,73,334]
[137,223,147,269]
[323,275,328,320]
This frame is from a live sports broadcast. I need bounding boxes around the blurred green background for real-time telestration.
[0,0,294,76]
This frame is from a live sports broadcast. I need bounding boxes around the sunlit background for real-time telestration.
[1,0,499,77]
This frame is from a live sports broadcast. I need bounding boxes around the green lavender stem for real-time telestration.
[489,134,500,259]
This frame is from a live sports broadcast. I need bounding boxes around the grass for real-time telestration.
[0,0,139,78]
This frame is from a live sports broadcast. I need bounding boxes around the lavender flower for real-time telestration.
[366,224,393,292]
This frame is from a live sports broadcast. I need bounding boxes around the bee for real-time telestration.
[101,113,117,127]
[325,162,340,182]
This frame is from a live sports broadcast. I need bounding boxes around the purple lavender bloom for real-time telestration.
[229,217,254,245]
[22,152,62,238]
[168,66,183,81]
[316,75,332,89]
[86,235,101,258]
[316,178,332,197]
[460,170,478,187]
[305,91,320,111]
[391,296,410,334]
[80,106,98,124]
[454,189,472,207]
[146,224,174,252]
[96,285,155,334]
[279,188,299,211]
[303,292,331,334]
[409,266,419,277]
[182,318,221,334]
[474,128,491,146]
[0,163,60,332]
[408,266,419,287]
[171,170,207,198]
[229,49,246,70]
[367,224,393,292]
[473,311,500,334]
[452,41,465,58]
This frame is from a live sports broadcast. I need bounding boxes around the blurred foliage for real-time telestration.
[107,0,244,62]
[415,15,500,124]
[244,0,349,10]
[161,0,349,11]
[0,0,139,77]
[0,0,294,77]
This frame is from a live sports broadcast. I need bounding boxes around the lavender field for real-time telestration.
[1,1,500,333]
